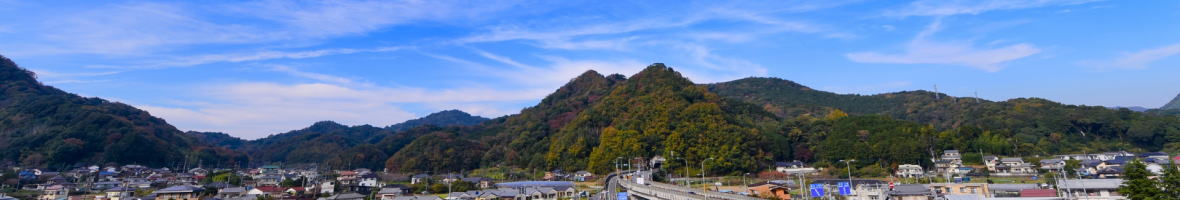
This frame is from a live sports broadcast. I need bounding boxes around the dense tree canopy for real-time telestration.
[0,55,244,169]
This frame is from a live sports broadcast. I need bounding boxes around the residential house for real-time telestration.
[542,170,565,181]
[1144,157,1171,175]
[318,193,365,200]
[393,196,444,200]
[446,191,479,200]
[950,167,974,177]
[187,168,209,177]
[93,181,122,191]
[943,150,962,164]
[259,165,281,174]
[462,177,495,189]
[1102,151,1136,160]
[217,187,248,199]
[934,160,959,176]
[358,173,382,187]
[39,185,70,200]
[1096,166,1124,179]
[888,184,933,200]
[1039,159,1066,171]
[1054,154,1099,161]
[153,185,204,200]
[573,171,594,182]
[247,186,284,197]
[494,181,578,199]
[1139,152,1170,160]
[934,150,964,176]
[442,174,464,184]
[1078,160,1103,178]
[257,174,283,186]
[105,186,136,200]
[774,161,818,175]
[320,181,337,194]
[983,156,1000,172]
[746,182,790,200]
[284,187,306,196]
[992,157,1036,176]
[411,174,431,185]
[378,188,406,200]
[929,183,988,197]
[896,164,925,178]
[1057,179,1125,200]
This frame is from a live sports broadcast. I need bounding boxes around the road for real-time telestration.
[600,170,764,200]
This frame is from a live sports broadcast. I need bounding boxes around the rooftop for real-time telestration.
[1057,179,1123,189]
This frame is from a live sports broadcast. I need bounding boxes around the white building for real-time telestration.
[774,161,818,175]
[1057,179,1125,200]
[895,164,924,178]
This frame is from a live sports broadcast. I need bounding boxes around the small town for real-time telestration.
[3,1,1180,200]
[0,149,1175,200]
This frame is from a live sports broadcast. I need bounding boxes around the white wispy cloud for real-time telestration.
[662,42,769,83]
[1097,42,1180,69]
[885,0,1103,17]
[458,2,850,51]
[13,1,515,56]
[268,65,356,85]
[845,19,1041,72]
[430,51,647,87]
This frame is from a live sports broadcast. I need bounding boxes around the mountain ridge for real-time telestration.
[1164,93,1180,110]
[0,55,245,169]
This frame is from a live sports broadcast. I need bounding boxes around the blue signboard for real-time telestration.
[617,192,628,200]
[809,184,825,197]
[837,182,853,196]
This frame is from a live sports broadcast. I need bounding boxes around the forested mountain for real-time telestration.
[186,131,246,149]
[386,70,626,172]
[232,110,487,170]
[0,55,245,169]
[386,110,488,132]
[1163,93,1180,111]
[238,121,391,165]
[709,77,1180,158]
[387,65,780,174]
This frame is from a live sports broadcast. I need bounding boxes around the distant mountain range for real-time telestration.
[1111,106,1152,112]
[4,55,1180,175]
[386,110,489,132]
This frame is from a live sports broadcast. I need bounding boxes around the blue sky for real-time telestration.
[2,0,1179,139]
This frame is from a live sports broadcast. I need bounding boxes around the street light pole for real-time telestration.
[841,159,856,195]
[702,158,714,193]
[743,173,750,193]
[684,156,690,186]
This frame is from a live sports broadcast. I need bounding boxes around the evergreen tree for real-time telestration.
[1161,161,1180,198]
[1118,160,1163,199]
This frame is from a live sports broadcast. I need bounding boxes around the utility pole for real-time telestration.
[934,84,941,100]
